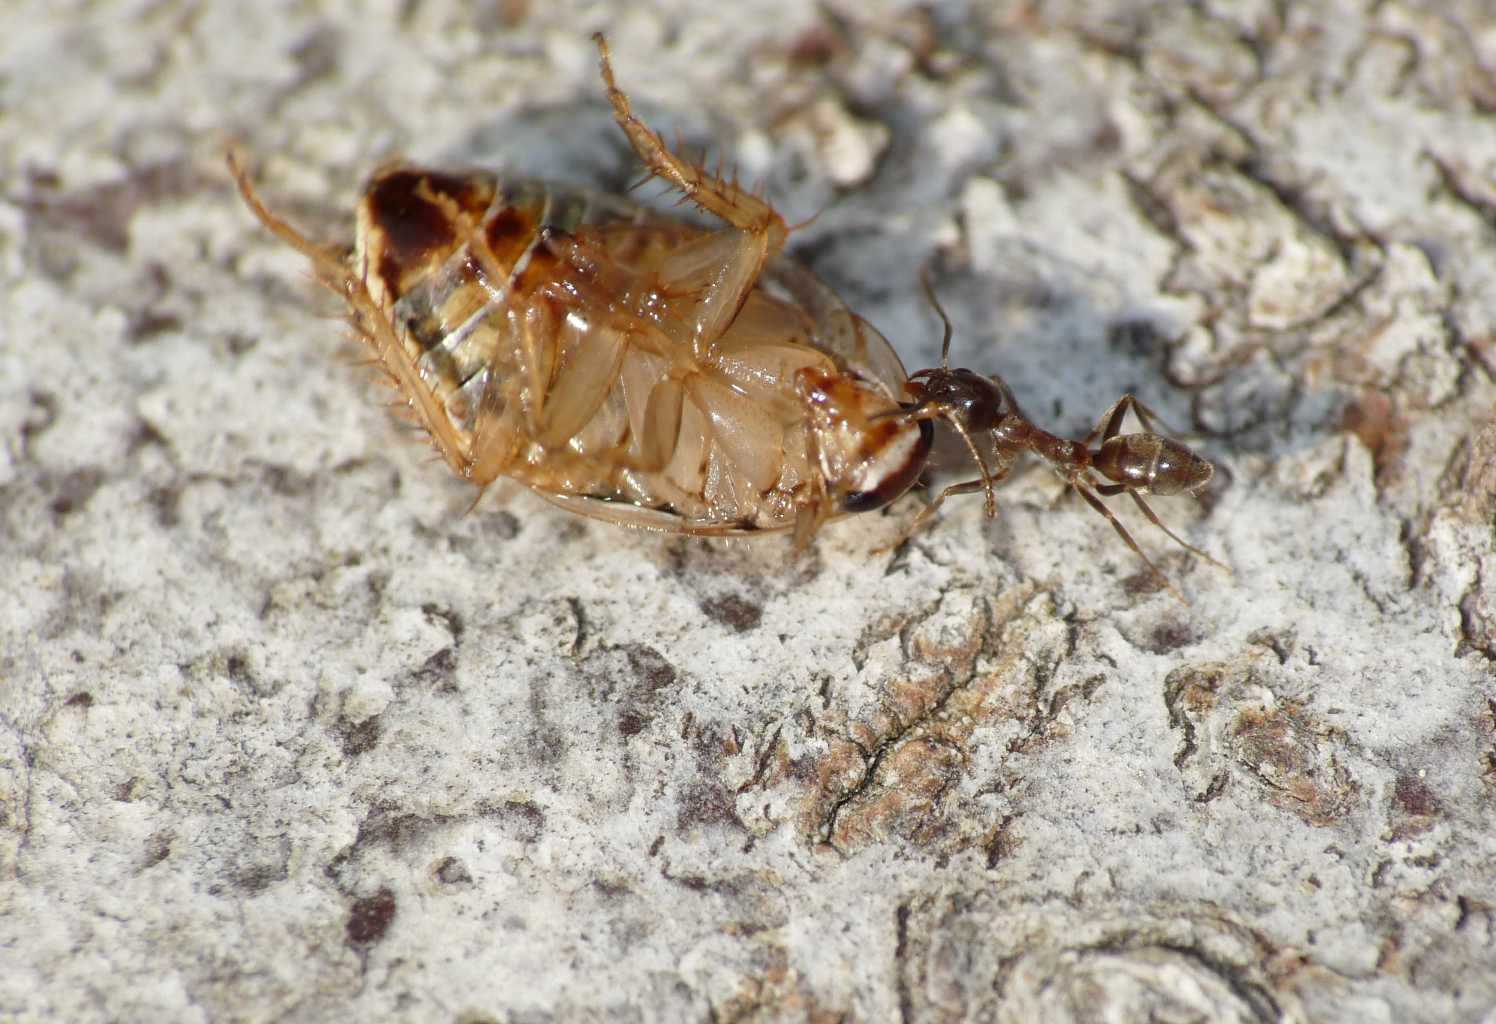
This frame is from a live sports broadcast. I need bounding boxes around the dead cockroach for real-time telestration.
[229,33,1219,594]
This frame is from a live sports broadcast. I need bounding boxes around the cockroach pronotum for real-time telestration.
[228,33,1221,596]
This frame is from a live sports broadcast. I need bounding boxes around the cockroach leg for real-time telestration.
[226,148,350,290]
[593,32,784,239]
[593,32,788,355]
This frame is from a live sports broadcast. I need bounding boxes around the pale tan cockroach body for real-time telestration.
[229,36,930,544]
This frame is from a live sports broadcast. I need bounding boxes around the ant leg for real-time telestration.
[1083,394,1133,447]
[1087,393,1186,446]
[594,33,787,355]
[1119,395,1181,437]
[943,417,998,519]
[873,478,990,554]
[898,403,999,517]
[1119,490,1229,570]
[1071,481,1186,601]
[1091,480,1227,571]
[912,478,991,529]
[992,374,1027,423]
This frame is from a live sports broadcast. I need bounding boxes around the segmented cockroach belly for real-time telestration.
[349,165,930,534]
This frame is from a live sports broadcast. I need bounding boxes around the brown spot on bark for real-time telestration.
[346,888,397,946]
[1341,390,1409,489]
[1231,705,1358,826]
[677,780,740,831]
[49,468,103,518]
[700,593,763,632]
[1147,620,1196,654]
[1388,772,1442,839]
[20,159,207,253]
[433,856,472,885]
[338,716,381,757]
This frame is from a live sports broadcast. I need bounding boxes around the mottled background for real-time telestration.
[2,1,1494,1021]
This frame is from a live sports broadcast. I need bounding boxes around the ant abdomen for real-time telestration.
[1093,433,1214,497]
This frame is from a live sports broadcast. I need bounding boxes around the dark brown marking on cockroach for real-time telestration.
[483,203,539,268]
[366,173,458,283]
[842,418,933,513]
[365,168,496,293]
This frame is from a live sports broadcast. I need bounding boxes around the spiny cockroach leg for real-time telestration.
[593,32,787,354]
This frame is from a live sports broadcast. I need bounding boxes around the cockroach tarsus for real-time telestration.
[228,32,1222,597]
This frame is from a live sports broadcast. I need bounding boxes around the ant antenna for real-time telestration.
[919,265,953,369]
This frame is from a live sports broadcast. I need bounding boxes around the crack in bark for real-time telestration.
[813,587,1082,853]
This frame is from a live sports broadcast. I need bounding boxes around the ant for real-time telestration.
[892,273,1225,599]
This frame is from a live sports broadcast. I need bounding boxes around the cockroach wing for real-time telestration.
[758,258,911,404]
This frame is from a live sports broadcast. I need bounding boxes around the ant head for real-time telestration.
[905,367,1015,433]
[905,268,1022,432]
